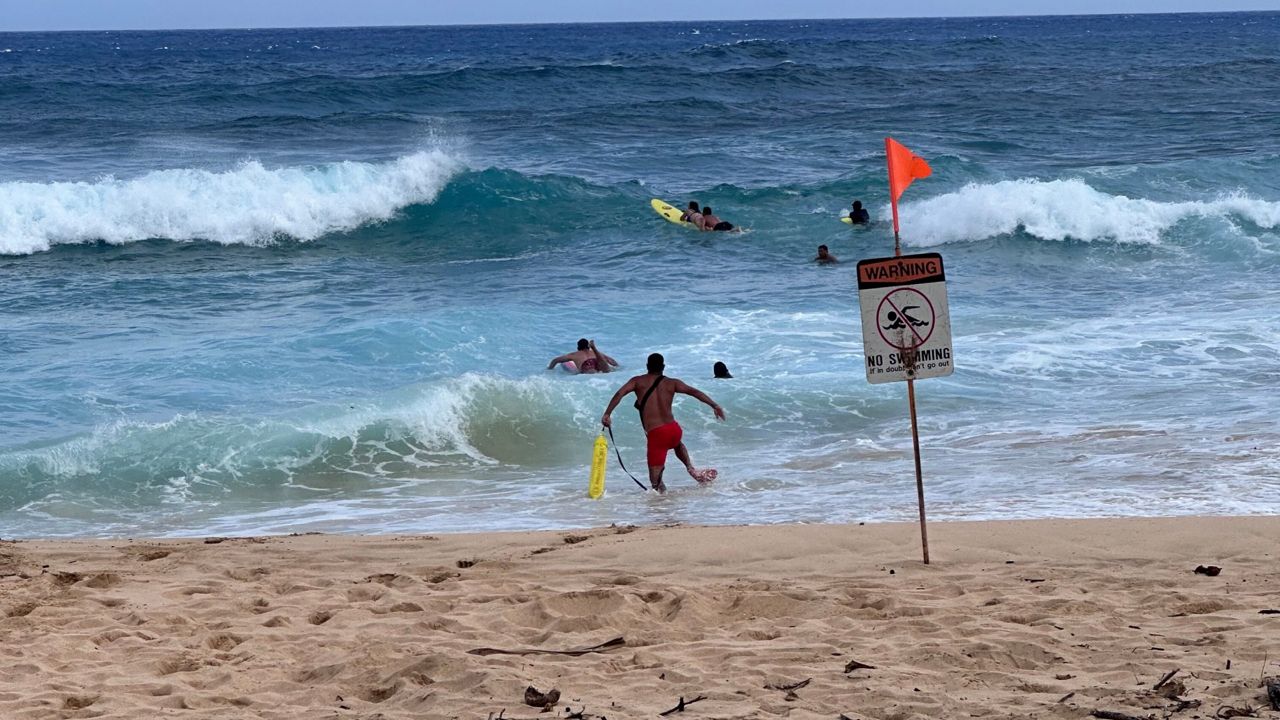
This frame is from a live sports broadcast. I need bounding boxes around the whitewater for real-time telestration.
[0,151,462,254]
[1,14,1278,538]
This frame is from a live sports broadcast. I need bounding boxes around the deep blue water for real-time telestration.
[2,13,1279,538]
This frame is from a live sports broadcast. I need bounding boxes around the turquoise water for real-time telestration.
[1,14,1279,537]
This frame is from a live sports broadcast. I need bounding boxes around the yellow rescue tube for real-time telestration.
[588,433,608,499]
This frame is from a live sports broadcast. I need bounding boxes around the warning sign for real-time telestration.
[857,252,953,384]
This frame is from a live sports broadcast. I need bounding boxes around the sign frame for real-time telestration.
[856,252,953,384]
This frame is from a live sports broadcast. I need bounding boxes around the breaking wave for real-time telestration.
[0,150,462,254]
[899,178,1280,245]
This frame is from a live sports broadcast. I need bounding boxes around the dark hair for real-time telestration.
[577,338,589,351]
[647,352,665,374]
[687,201,700,211]
[818,244,829,252]
[702,205,712,214]
[713,361,733,379]
[852,200,863,209]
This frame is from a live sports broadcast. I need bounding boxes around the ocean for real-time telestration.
[2,13,1278,538]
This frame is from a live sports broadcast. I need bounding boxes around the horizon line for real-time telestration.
[1,9,1274,35]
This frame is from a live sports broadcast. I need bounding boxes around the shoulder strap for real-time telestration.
[635,375,664,415]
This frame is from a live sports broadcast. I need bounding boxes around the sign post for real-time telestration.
[865,136,945,564]
[856,252,953,563]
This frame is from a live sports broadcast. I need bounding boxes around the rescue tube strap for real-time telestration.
[605,425,650,491]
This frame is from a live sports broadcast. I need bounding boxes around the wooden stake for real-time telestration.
[908,378,929,565]
[895,228,929,565]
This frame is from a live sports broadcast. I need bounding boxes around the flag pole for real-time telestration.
[887,137,929,565]
[888,137,903,257]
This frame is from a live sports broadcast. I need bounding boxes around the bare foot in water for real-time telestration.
[689,468,718,484]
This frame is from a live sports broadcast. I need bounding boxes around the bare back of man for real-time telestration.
[548,339,618,374]
[601,353,724,493]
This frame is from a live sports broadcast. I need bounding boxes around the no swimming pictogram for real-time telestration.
[876,287,935,351]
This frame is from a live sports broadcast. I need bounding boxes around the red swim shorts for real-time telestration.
[646,421,683,467]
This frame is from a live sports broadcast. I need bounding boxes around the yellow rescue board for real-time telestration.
[841,216,854,225]
[588,434,608,499]
[651,198,694,227]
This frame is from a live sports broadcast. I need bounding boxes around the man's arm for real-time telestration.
[673,380,726,421]
[547,354,572,370]
[588,340,612,373]
[601,378,637,427]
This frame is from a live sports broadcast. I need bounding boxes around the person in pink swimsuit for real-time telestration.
[547,338,618,374]
[601,353,724,493]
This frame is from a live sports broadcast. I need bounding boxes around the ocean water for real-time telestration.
[2,13,1279,538]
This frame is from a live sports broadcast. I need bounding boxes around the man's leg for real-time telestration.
[676,442,717,484]
[675,443,696,477]
[648,465,666,494]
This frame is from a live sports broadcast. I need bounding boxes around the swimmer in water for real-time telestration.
[548,338,618,374]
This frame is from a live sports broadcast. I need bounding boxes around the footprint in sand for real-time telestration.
[205,633,245,651]
[62,696,98,710]
[121,546,171,562]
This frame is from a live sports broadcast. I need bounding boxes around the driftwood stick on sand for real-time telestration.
[764,678,811,691]
[484,711,547,720]
[468,636,625,656]
[1153,668,1180,690]
[1090,710,1150,720]
[659,695,707,716]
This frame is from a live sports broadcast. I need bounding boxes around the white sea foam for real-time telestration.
[896,178,1280,245]
[0,150,462,254]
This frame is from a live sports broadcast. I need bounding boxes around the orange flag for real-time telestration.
[885,137,932,235]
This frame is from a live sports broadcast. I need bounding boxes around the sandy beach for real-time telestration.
[2,516,1278,719]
